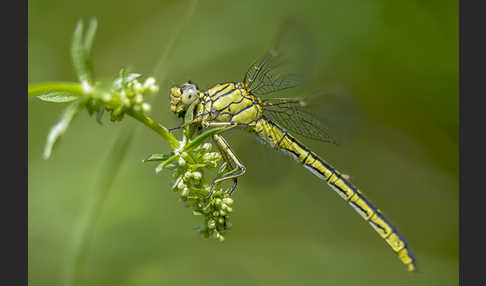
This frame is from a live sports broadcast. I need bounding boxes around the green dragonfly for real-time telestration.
[168,22,417,272]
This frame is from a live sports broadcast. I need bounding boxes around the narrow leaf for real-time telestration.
[143,153,171,162]
[185,127,226,152]
[82,18,98,83]
[43,101,83,159]
[37,92,79,103]
[83,18,98,56]
[96,105,105,125]
[155,154,179,173]
[71,19,94,84]
[71,20,86,83]
[184,100,199,139]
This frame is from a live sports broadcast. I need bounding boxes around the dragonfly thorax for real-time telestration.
[197,82,264,126]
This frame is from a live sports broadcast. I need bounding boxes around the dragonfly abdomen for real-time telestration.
[253,117,417,272]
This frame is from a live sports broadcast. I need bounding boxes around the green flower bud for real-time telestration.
[192,171,202,180]
[141,103,151,113]
[223,198,233,206]
[181,187,189,197]
[202,143,212,152]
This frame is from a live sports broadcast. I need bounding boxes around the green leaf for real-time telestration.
[184,100,199,139]
[185,127,226,152]
[83,18,98,56]
[143,153,171,162]
[37,92,79,103]
[164,162,179,170]
[82,18,97,83]
[71,19,94,84]
[155,154,179,173]
[43,101,83,159]
[96,105,105,125]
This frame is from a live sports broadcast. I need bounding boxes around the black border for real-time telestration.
[5,0,28,284]
[460,0,484,285]
[0,1,28,285]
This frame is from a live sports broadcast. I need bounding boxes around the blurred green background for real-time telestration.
[28,0,458,285]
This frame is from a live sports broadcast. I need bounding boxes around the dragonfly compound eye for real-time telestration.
[181,83,199,106]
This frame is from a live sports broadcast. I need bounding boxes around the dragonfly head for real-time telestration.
[169,81,200,117]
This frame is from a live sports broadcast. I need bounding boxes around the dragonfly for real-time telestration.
[168,21,417,272]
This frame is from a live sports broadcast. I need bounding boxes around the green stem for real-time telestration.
[28,82,85,98]
[28,81,180,150]
[127,109,180,150]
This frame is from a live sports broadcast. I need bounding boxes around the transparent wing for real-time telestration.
[243,19,316,96]
[264,102,338,144]
[263,86,363,145]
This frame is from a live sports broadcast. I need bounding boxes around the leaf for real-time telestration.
[164,163,179,170]
[82,18,98,83]
[37,92,79,103]
[154,154,179,173]
[83,18,98,56]
[185,127,226,152]
[112,72,141,90]
[71,19,95,84]
[143,153,171,162]
[184,100,199,139]
[96,105,105,125]
[43,101,83,159]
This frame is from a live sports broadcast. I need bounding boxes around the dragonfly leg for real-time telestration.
[168,117,203,132]
[205,133,246,199]
[201,121,246,129]
[212,135,238,193]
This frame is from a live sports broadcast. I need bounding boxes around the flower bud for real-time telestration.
[177,180,186,190]
[223,198,233,206]
[141,103,151,113]
[202,143,212,151]
[102,93,112,102]
[133,81,143,92]
[134,94,143,104]
[192,172,202,180]
[181,187,189,197]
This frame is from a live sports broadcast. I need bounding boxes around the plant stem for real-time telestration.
[28,81,180,150]
[28,82,85,98]
[127,109,180,149]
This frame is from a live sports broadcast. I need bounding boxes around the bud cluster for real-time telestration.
[86,72,159,122]
[165,142,234,241]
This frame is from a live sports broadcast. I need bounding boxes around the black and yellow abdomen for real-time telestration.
[252,116,417,272]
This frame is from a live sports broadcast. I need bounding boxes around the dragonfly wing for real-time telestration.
[243,19,317,96]
[263,86,362,145]
[264,102,339,144]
